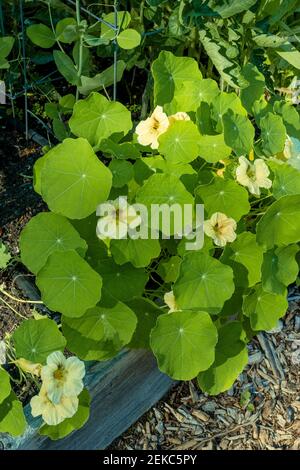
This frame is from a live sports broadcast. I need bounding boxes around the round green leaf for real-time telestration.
[117,28,141,49]
[20,212,87,274]
[62,302,137,360]
[69,92,132,150]
[151,50,202,107]
[33,152,51,195]
[158,121,201,164]
[243,284,288,331]
[0,392,26,437]
[136,173,194,235]
[127,298,162,349]
[150,310,218,380]
[41,138,112,219]
[211,92,247,126]
[0,36,14,58]
[110,237,161,268]
[36,250,102,318]
[261,249,286,295]
[109,159,134,188]
[269,161,300,199]
[198,133,231,163]
[63,302,136,342]
[223,111,255,155]
[95,259,148,303]
[174,252,234,314]
[39,389,90,440]
[26,24,55,48]
[171,78,219,113]
[256,195,300,248]
[260,113,286,156]
[221,232,265,287]
[13,318,66,364]
[261,245,299,295]
[198,322,248,395]
[55,18,77,44]
[157,256,181,283]
[239,63,265,114]
[197,177,250,221]
[276,245,299,286]
[100,139,140,160]
[101,11,131,40]
[0,368,11,404]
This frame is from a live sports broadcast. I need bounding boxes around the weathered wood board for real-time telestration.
[20,350,174,450]
[0,277,175,450]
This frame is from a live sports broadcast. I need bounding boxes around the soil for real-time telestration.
[0,126,45,338]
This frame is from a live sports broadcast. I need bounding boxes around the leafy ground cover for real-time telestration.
[0,0,300,448]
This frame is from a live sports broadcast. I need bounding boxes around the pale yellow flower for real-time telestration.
[30,386,78,426]
[283,136,293,160]
[168,112,190,125]
[164,291,179,313]
[41,351,85,404]
[96,196,141,240]
[204,212,237,247]
[236,156,272,196]
[15,358,42,377]
[135,106,169,149]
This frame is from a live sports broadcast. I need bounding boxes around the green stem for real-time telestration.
[48,3,64,53]
[76,0,83,101]
[0,286,43,304]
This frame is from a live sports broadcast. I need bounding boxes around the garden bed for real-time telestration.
[0,129,174,449]
[1,0,300,451]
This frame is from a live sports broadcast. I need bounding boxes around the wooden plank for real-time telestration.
[18,350,174,450]
[0,275,174,449]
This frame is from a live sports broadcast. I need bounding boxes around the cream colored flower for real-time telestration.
[283,136,293,160]
[168,112,190,125]
[164,291,179,313]
[41,351,85,404]
[204,212,237,247]
[135,106,169,149]
[15,358,42,377]
[30,386,78,426]
[96,196,141,240]
[236,156,272,196]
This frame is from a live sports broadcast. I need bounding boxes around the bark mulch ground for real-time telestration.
[112,302,300,450]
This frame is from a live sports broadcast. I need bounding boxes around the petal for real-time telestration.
[43,404,63,426]
[66,356,85,380]
[203,220,215,238]
[63,378,84,397]
[47,351,65,367]
[59,396,79,419]
[30,395,43,417]
[46,383,64,405]
[41,363,57,383]
[96,217,117,239]
[117,221,129,239]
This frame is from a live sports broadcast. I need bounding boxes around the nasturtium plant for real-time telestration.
[13,318,67,364]
[69,93,132,150]
[2,45,300,442]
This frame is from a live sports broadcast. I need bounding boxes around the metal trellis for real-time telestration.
[1,0,120,140]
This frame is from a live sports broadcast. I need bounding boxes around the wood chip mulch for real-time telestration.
[112,298,300,450]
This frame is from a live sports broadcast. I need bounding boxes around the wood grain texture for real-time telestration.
[20,350,174,450]
[0,275,174,450]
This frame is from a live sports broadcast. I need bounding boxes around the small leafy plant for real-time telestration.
[1,49,300,440]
